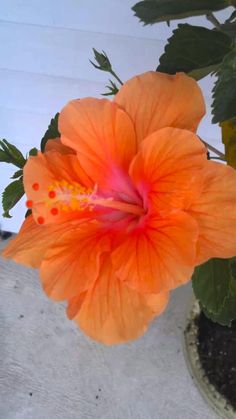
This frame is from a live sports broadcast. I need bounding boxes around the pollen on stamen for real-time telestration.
[51,207,58,216]
[37,216,45,225]
[48,180,96,213]
[32,183,39,191]
[26,200,33,208]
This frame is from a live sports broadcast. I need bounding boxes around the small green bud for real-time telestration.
[90,49,112,72]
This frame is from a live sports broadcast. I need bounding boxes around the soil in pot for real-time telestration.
[196,312,236,410]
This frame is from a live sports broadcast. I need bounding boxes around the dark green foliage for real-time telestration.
[29,148,38,156]
[2,178,25,218]
[212,49,236,123]
[157,24,232,80]
[192,258,236,326]
[11,169,23,179]
[0,139,26,168]
[40,113,60,152]
[132,0,229,25]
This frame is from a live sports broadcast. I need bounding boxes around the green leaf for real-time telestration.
[221,118,236,168]
[188,64,219,81]
[212,49,236,123]
[29,148,38,156]
[192,258,231,314]
[0,149,11,164]
[201,280,236,326]
[132,0,230,25]
[192,258,236,326]
[2,178,25,218]
[41,113,60,152]
[219,21,236,41]
[0,139,26,168]
[11,169,23,179]
[157,24,232,80]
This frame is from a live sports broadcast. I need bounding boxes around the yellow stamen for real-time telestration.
[46,180,144,216]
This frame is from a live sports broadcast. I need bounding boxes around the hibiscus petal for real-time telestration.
[130,127,206,213]
[40,222,111,301]
[44,138,75,155]
[67,292,87,320]
[189,161,236,264]
[1,215,72,268]
[67,259,169,344]
[112,212,198,294]
[24,150,93,225]
[114,71,205,144]
[58,98,137,186]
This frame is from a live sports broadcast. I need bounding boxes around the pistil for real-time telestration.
[91,197,145,216]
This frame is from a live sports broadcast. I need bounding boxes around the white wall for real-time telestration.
[0,1,228,232]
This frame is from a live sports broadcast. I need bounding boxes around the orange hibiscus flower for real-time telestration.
[3,72,236,344]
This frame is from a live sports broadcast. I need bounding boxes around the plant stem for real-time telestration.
[201,139,226,160]
[110,69,123,86]
[206,12,221,28]
[209,156,226,161]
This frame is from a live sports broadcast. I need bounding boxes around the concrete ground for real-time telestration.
[0,238,217,419]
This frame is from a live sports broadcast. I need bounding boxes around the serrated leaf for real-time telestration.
[2,178,25,218]
[192,258,236,326]
[132,0,229,25]
[0,139,26,168]
[221,118,236,168]
[157,24,232,79]
[11,169,23,179]
[212,49,236,123]
[41,113,60,152]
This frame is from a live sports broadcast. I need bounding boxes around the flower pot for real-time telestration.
[183,299,236,419]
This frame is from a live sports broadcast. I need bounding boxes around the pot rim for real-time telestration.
[183,298,236,419]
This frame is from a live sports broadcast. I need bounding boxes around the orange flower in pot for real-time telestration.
[3,71,236,344]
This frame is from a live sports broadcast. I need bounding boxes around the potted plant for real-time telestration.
[1,1,236,416]
[132,0,236,415]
